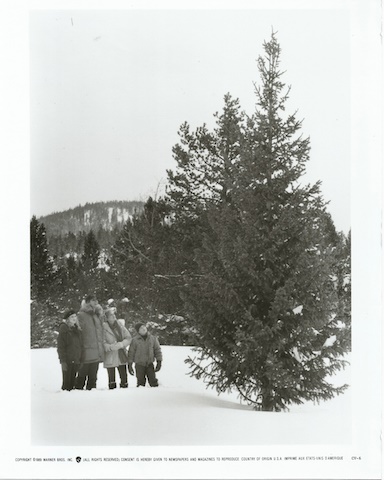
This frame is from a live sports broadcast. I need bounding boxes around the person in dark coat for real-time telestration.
[75,294,105,390]
[57,309,83,391]
[128,323,163,387]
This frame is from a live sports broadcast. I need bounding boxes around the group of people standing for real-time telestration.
[56,294,163,391]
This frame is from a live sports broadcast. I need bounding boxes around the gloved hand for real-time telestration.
[128,364,134,376]
[111,342,123,351]
[104,344,112,352]
[155,361,162,372]
[61,362,68,372]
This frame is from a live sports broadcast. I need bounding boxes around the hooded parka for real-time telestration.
[77,303,104,363]
[103,321,132,368]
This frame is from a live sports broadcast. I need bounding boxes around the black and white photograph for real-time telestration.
[0,0,382,479]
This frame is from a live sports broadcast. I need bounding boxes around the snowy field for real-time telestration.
[31,346,351,446]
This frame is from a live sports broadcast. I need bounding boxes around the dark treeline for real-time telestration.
[48,225,122,259]
[31,34,351,411]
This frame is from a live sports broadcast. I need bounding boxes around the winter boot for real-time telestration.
[120,383,128,388]
[108,382,117,390]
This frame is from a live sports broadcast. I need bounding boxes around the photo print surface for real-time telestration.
[0,1,381,480]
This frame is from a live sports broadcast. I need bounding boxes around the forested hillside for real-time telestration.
[37,200,143,257]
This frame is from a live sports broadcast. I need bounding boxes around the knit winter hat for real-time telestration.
[63,309,76,320]
[135,322,144,333]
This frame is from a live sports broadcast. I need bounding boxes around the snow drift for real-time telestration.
[31,346,351,446]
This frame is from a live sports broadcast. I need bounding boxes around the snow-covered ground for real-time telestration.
[31,346,351,446]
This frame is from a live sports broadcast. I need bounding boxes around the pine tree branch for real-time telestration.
[110,246,130,260]
[154,273,205,279]
[235,385,261,407]
[126,230,152,262]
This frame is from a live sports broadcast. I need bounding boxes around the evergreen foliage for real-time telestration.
[167,33,350,410]
[30,300,61,348]
[30,216,54,301]
[111,197,184,321]
[166,94,245,274]
[82,230,100,270]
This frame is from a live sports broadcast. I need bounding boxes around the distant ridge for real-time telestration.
[38,200,144,236]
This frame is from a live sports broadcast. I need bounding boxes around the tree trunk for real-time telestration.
[261,380,274,411]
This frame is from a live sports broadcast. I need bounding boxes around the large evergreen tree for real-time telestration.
[76,229,104,296]
[168,33,349,411]
[30,216,54,301]
[82,229,100,270]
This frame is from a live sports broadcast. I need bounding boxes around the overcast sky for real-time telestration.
[30,8,350,231]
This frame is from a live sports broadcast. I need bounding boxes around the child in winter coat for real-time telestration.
[57,309,83,391]
[128,323,163,387]
[103,309,132,389]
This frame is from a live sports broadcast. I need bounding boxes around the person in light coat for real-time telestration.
[103,309,132,389]
[128,323,163,387]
